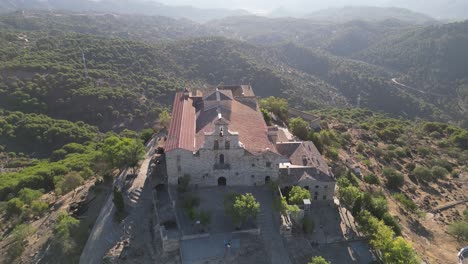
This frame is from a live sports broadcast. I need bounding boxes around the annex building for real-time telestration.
[165,85,335,200]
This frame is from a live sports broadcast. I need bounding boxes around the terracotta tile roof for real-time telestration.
[195,98,277,154]
[279,167,334,186]
[167,86,275,155]
[166,92,196,152]
[276,141,330,176]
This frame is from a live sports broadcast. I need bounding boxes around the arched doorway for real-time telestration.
[265,176,271,183]
[219,154,225,164]
[218,177,227,186]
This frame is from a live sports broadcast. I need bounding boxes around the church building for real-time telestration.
[165,85,335,200]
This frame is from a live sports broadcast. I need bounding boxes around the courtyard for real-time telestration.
[286,202,376,264]
[171,185,291,263]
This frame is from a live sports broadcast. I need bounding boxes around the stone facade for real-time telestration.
[165,85,335,197]
[166,118,282,186]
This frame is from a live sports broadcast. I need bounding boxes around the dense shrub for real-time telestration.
[431,166,449,179]
[412,166,433,182]
[363,173,380,185]
[393,193,418,212]
[383,167,405,189]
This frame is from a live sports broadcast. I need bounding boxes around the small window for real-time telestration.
[252,163,255,167]
[251,175,255,178]
[315,185,319,188]
[176,155,180,161]
[177,166,181,172]
[235,172,239,176]
[314,196,318,200]
[324,185,328,189]
[314,192,318,195]
[266,161,272,168]
[304,186,309,190]
[214,140,219,150]
[323,195,327,200]
[225,140,230,149]
[219,154,225,164]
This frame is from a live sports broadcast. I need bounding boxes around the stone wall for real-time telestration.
[297,179,336,201]
[166,147,281,186]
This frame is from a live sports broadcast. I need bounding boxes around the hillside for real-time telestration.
[0,11,465,130]
[209,15,414,56]
[300,108,468,263]
[307,6,436,24]
[356,20,468,126]
[0,0,250,22]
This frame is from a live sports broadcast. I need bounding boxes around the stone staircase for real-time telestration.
[257,195,292,264]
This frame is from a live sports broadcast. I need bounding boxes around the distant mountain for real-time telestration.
[209,15,415,56]
[307,6,437,24]
[0,0,250,22]
[385,0,468,20]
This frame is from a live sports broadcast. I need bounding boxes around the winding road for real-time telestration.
[391,78,447,97]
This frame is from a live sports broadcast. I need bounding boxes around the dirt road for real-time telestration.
[79,138,156,264]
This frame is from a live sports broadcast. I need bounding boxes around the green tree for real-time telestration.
[140,128,154,143]
[122,138,145,174]
[338,185,361,211]
[431,165,448,179]
[450,130,468,149]
[18,188,43,204]
[260,96,288,121]
[383,236,419,264]
[159,110,171,128]
[412,166,433,182]
[6,198,24,217]
[102,135,125,169]
[53,212,79,252]
[308,132,324,153]
[289,186,311,205]
[56,171,84,195]
[261,108,272,125]
[383,167,405,189]
[371,220,394,252]
[225,193,260,228]
[289,117,309,140]
[448,221,468,241]
[31,200,48,216]
[308,256,331,264]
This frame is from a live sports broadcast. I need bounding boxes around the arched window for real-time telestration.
[219,154,225,164]
[214,139,219,150]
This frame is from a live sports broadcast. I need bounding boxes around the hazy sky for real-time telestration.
[155,0,387,13]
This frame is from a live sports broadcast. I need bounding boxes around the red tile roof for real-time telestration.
[167,87,277,155]
[194,98,277,154]
[165,92,196,152]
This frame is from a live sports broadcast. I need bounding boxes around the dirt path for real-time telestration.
[78,169,128,264]
[79,138,156,264]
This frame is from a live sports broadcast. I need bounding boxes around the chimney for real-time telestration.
[183,88,190,98]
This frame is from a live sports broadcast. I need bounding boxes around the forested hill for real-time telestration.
[0,11,467,134]
[208,15,415,57]
[0,0,250,22]
[307,6,437,24]
[355,20,468,126]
